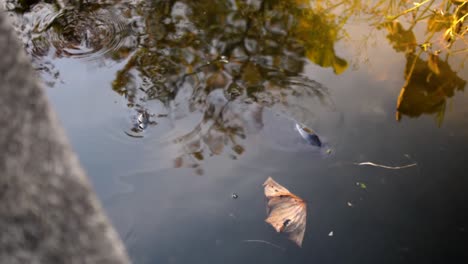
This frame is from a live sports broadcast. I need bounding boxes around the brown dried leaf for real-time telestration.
[263,177,307,247]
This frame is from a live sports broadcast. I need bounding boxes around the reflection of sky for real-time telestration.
[41,16,468,264]
[45,58,161,199]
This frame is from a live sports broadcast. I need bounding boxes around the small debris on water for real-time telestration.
[232,193,239,199]
[219,55,229,64]
[328,231,334,237]
[242,240,285,251]
[326,148,333,155]
[347,202,353,207]
[356,182,367,189]
[354,161,417,170]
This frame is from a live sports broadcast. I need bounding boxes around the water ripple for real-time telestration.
[46,6,131,61]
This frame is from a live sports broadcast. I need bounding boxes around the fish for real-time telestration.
[136,111,150,130]
[126,110,157,137]
[295,123,322,147]
[263,177,307,247]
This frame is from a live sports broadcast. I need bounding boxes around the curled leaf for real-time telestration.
[263,177,307,247]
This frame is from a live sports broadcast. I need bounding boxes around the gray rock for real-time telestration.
[0,8,130,264]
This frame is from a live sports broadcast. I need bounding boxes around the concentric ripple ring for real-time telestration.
[46,6,131,60]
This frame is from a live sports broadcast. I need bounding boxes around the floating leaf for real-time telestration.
[263,177,307,247]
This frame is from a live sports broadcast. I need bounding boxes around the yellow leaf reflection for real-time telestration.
[382,21,417,53]
[396,53,466,125]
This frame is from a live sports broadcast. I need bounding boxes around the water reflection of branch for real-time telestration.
[10,0,467,167]
[172,90,264,174]
[105,0,339,173]
[378,5,467,125]
[387,0,432,20]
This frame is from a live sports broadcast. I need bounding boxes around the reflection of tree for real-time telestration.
[110,0,341,171]
[172,90,263,174]
[4,0,138,85]
[112,0,344,101]
[8,0,468,172]
[382,21,417,53]
[6,0,343,173]
[396,52,466,125]
[380,6,467,125]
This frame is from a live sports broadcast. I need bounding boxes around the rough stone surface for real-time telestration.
[0,8,130,264]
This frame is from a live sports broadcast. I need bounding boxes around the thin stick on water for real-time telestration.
[354,161,417,170]
[123,225,135,243]
[242,240,286,250]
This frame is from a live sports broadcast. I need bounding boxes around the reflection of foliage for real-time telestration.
[374,0,467,54]
[6,0,468,172]
[374,0,467,124]
[381,21,417,53]
[4,0,137,85]
[112,0,344,103]
[110,0,340,171]
[396,52,466,125]
[294,7,348,74]
[268,1,349,74]
[172,91,261,173]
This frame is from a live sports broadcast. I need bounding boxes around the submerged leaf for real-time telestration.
[263,177,307,247]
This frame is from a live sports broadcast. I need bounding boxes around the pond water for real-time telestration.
[4,0,468,263]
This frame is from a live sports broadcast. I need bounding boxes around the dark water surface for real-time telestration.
[5,0,468,263]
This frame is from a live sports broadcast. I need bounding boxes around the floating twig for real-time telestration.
[242,240,285,250]
[354,161,417,170]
